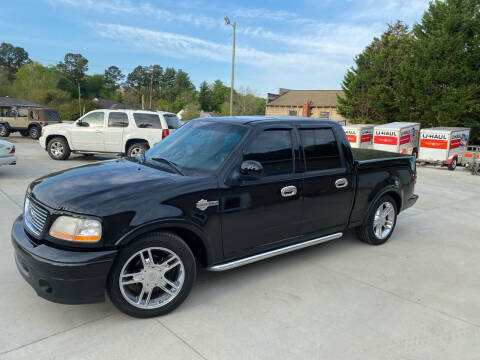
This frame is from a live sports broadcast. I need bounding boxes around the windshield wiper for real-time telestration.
[150,157,185,175]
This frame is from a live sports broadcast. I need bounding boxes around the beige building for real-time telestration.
[265,89,346,122]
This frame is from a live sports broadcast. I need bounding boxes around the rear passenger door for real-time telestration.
[104,111,129,153]
[299,126,354,237]
[220,125,303,258]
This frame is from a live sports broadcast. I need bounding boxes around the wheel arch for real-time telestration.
[362,186,403,226]
[125,138,149,154]
[116,221,212,267]
[46,134,71,148]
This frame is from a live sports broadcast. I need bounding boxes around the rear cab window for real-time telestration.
[133,113,162,129]
[299,128,342,171]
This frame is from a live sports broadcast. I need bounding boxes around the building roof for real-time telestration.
[92,98,128,110]
[0,96,43,107]
[266,89,344,107]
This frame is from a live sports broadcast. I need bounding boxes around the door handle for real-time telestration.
[335,178,349,189]
[281,185,297,197]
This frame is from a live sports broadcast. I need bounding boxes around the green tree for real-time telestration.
[198,81,211,111]
[104,66,125,92]
[399,0,480,141]
[0,42,30,82]
[337,21,410,124]
[57,53,88,87]
[84,74,107,99]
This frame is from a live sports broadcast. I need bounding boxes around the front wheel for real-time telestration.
[47,137,71,160]
[448,158,457,171]
[107,232,196,318]
[0,124,10,137]
[356,195,397,245]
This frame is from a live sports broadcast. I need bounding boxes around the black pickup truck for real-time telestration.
[12,117,418,317]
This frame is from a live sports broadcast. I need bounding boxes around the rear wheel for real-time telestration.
[107,232,196,318]
[0,124,10,137]
[47,137,71,160]
[356,195,397,245]
[127,142,148,158]
[29,126,40,140]
[448,158,457,171]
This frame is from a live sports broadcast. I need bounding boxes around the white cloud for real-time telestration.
[349,0,430,21]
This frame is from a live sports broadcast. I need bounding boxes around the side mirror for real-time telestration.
[239,160,264,180]
[75,120,82,126]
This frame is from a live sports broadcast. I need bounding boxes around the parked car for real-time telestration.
[417,127,470,170]
[0,106,62,139]
[12,117,418,317]
[0,139,16,166]
[39,109,181,160]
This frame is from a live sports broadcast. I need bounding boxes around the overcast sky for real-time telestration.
[1,0,430,96]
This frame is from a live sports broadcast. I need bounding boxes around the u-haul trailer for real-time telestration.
[373,122,420,157]
[342,124,374,149]
[418,127,470,171]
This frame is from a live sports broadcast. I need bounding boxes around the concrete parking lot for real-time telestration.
[1,137,479,359]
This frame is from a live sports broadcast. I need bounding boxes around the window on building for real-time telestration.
[300,128,341,171]
[288,110,297,116]
[133,113,162,128]
[81,112,105,127]
[108,112,129,127]
[244,129,293,177]
[319,112,330,119]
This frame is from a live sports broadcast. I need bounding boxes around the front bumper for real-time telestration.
[11,216,117,304]
[404,194,419,210]
[39,136,46,150]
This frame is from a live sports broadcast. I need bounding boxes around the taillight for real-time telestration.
[162,129,169,139]
[9,145,15,154]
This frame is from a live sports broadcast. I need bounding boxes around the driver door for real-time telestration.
[70,111,106,151]
[220,125,303,259]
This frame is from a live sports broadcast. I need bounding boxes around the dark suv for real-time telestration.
[11,117,418,317]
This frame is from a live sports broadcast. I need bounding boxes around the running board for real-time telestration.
[206,232,343,272]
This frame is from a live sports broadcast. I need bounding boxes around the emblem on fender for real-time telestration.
[196,199,219,211]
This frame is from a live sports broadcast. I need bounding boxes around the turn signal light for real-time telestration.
[162,129,169,139]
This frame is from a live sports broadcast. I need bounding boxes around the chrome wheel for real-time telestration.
[50,141,64,157]
[129,147,144,158]
[0,125,7,136]
[119,247,185,309]
[372,201,395,240]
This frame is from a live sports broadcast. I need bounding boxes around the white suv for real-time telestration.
[40,109,181,160]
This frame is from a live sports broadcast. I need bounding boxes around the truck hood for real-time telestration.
[28,159,195,215]
[43,122,74,132]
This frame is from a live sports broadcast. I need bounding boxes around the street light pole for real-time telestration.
[225,17,236,116]
[149,66,154,110]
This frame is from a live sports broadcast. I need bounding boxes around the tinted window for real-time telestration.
[45,110,60,121]
[108,112,129,127]
[81,112,105,127]
[146,121,246,172]
[300,128,341,171]
[134,113,162,128]
[164,114,181,129]
[244,129,293,176]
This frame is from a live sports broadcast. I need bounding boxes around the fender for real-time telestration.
[0,121,10,128]
[361,184,403,225]
[115,218,215,265]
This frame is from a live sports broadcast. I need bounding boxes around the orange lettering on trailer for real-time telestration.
[420,138,448,149]
[346,134,357,143]
[374,135,397,145]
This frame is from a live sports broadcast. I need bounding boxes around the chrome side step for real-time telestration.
[206,232,343,272]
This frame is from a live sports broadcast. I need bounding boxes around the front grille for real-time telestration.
[24,197,49,236]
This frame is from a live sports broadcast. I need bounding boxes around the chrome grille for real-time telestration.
[24,197,48,236]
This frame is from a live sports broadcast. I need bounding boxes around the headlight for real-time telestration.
[49,216,102,242]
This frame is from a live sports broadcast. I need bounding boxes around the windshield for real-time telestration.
[145,120,247,172]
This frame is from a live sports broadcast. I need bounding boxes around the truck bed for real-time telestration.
[352,148,413,170]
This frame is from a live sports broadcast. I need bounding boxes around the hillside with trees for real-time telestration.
[0,45,266,121]
[337,0,480,142]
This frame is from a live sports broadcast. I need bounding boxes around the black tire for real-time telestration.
[29,126,41,140]
[47,137,71,160]
[0,124,10,137]
[356,195,397,245]
[127,142,148,158]
[107,231,196,318]
[448,158,457,171]
[412,149,418,160]
[20,130,29,137]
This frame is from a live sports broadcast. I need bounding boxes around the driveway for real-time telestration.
[0,142,479,359]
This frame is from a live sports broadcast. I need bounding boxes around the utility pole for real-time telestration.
[225,17,236,116]
[149,66,154,109]
[78,81,81,116]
